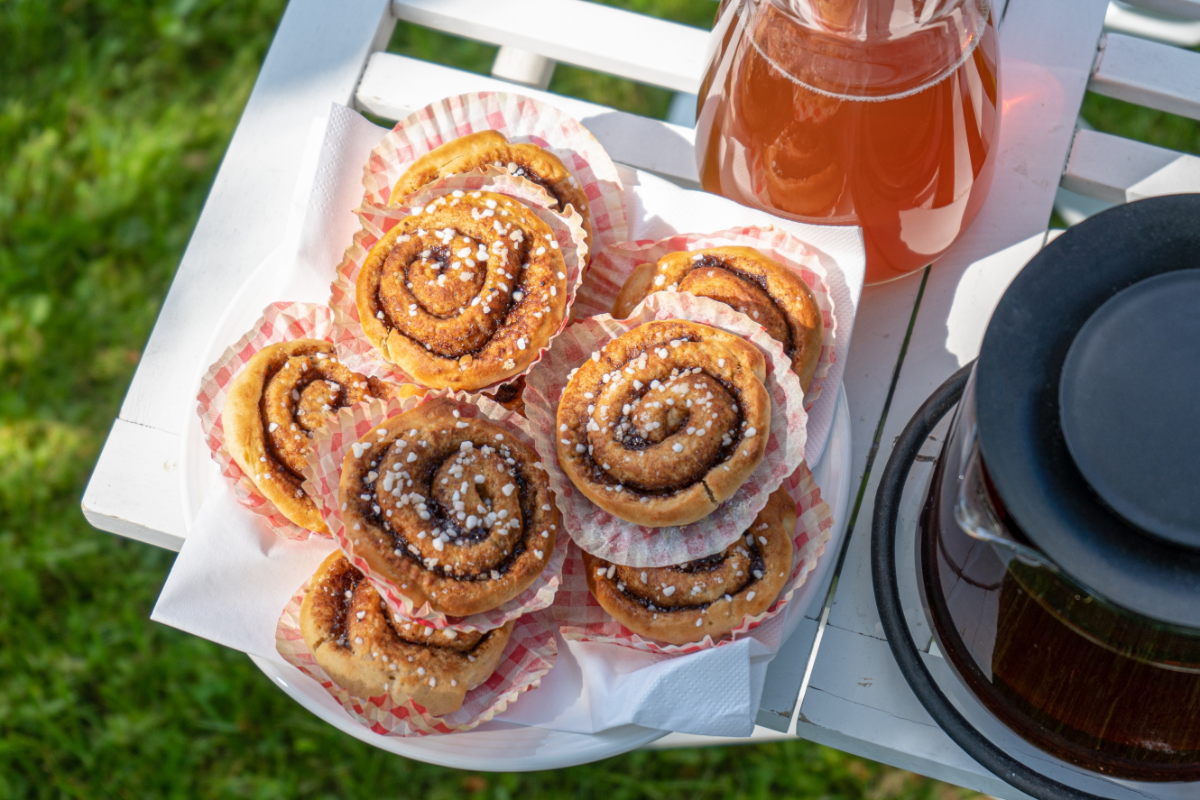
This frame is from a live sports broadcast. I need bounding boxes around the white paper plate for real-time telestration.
[246,387,853,771]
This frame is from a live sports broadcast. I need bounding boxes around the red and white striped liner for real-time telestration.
[329,171,588,391]
[574,226,837,410]
[196,301,379,541]
[361,91,627,251]
[275,590,557,736]
[523,293,809,568]
[301,390,569,633]
[551,462,834,655]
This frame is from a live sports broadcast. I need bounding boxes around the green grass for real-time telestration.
[2,0,1196,796]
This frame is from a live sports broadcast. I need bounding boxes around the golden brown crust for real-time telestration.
[224,339,386,534]
[339,397,559,617]
[612,246,825,392]
[582,487,795,645]
[389,130,593,257]
[356,190,569,391]
[300,551,513,716]
[556,320,771,528]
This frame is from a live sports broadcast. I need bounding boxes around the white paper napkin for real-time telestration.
[154,479,336,660]
[154,103,865,738]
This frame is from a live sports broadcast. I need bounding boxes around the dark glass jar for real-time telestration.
[918,367,1200,782]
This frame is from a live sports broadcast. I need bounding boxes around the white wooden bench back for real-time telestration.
[376,0,1200,202]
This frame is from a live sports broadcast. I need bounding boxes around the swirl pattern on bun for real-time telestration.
[356,190,569,391]
[224,339,386,534]
[339,398,559,617]
[556,320,771,528]
[389,130,593,255]
[612,246,824,391]
[300,552,513,716]
[582,487,795,645]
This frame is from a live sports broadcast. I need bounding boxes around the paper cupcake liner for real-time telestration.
[275,586,557,736]
[330,171,588,392]
[523,293,809,568]
[362,91,628,251]
[302,390,569,632]
[552,462,834,655]
[575,226,837,411]
[196,301,385,541]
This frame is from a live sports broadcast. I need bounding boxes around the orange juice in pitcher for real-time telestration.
[697,0,1000,283]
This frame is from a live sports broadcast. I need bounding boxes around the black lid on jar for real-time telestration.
[976,194,1200,630]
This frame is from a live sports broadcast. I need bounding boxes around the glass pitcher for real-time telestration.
[696,0,1001,284]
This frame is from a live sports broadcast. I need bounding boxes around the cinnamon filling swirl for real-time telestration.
[224,339,385,534]
[260,351,380,480]
[300,551,513,716]
[681,256,794,358]
[557,320,771,528]
[357,191,569,391]
[340,398,558,617]
[581,486,796,645]
[611,537,765,613]
[612,246,825,391]
[489,159,562,211]
[388,130,593,255]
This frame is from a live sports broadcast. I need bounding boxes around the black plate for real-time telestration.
[1059,269,1200,549]
[976,194,1200,629]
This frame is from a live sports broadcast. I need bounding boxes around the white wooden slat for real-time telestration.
[801,278,929,644]
[757,617,820,731]
[1062,127,1200,201]
[1106,1,1200,47]
[649,726,792,750]
[1122,0,1200,19]
[759,508,850,730]
[82,421,187,551]
[839,281,929,505]
[823,415,950,648]
[356,52,700,183]
[391,0,709,94]
[1090,31,1200,119]
[117,0,395,437]
[491,46,556,90]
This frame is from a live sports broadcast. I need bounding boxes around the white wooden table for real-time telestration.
[82,0,1200,794]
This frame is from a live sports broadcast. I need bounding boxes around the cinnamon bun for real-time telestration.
[612,246,824,391]
[583,487,795,645]
[224,339,387,534]
[300,551,513,716]
[340,397,559,617]
[356,190,569,391]
[389,130,593,256]
[556,320,771,528]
